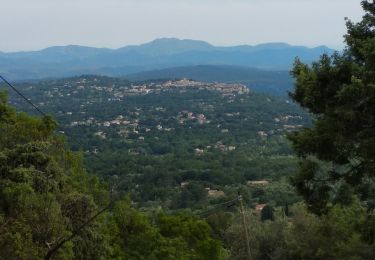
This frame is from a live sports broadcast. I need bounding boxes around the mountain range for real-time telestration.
[0,38,335,81]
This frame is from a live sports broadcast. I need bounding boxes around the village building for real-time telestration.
[247,180,270,186]
[255,204,267,214]
[206,188,225,198]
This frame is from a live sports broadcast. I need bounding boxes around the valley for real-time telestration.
[1,1,373,258]
[3,75,309,213]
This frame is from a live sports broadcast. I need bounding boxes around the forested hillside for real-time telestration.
[1,1,374,259]
[0,91,227,259]
[1,76,310,211]
[1,73,374,259]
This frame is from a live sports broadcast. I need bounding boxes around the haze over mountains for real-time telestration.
[0,38,334,82]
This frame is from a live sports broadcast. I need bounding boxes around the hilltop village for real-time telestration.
[10,77,307,159]
[7,75,309,213]
[58,78,250,98]
[30,78,304,153]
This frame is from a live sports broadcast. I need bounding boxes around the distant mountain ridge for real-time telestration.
[0,38,335,80]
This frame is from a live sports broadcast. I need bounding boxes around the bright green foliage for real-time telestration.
[109,199,226,259]
[0,92,112,259]
[287,202,369,260]
[156,213,227,259]
[226,202,375,260]
[206,211,233,239]
[8,75,308,211]
[225,212,289,260]
[0,91,225,259]
[289,1,375,214]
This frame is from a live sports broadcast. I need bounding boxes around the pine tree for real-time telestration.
[289,1,375,214]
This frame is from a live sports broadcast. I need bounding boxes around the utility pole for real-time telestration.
[238,194,252,260]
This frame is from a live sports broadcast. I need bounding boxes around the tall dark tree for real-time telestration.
[289,1,375,214]
[261,205,274,221]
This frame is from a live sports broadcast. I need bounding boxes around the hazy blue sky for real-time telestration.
[1,0,364,52]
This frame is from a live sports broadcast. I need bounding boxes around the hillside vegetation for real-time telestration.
[1,1,374,258]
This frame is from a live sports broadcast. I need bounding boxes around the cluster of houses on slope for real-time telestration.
[163,79,249,96]
[194,141,237,155]
[110,79,250,97]
[177,111,210,125]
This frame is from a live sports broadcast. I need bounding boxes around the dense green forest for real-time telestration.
[0,91,227,259]
[2,76,309,212]
[1,1,375,259]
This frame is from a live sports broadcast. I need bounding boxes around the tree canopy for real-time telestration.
[0,91,226,259]
[289,0,375,214]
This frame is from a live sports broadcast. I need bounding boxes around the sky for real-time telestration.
[0,0,364,52]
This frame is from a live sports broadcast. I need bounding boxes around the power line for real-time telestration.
[198,194,253,260]
[0,75,47,116]
[0,75,108,165]
[44,199,115,260]
[198,197,239,217]
[0,75,123,259]
[239,194,252,260]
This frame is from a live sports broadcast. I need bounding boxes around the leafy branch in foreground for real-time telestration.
[289,0,375,214]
